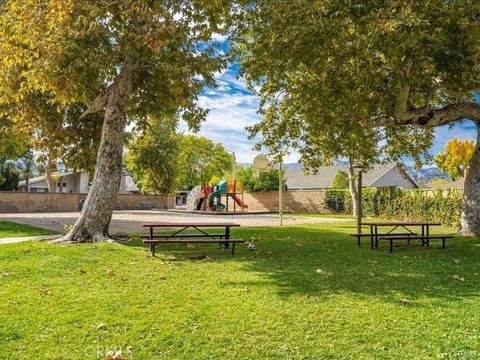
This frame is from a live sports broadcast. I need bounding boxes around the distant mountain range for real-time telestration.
[404,166,449,185]
[239,162,450,185]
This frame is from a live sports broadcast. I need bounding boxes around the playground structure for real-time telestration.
[185,179,248,212]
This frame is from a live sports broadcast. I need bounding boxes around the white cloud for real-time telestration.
[179,64,302,163]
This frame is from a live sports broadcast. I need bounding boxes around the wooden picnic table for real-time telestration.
[353,221,444,250]
[142,222,243,256]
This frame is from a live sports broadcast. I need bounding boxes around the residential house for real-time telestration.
[285,163,419,190]
[18,171,139,194]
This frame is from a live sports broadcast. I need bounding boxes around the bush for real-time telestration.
[324,187,463,228]
[324,189,351,213]
[331,170,349,189]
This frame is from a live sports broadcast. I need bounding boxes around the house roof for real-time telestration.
[285,163,418,189]
[18,171,75,187]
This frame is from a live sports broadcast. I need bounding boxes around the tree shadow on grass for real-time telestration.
[118,224,480,305]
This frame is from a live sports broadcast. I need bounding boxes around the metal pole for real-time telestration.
[279,156,283,226]
[357,171,362,235]
[232,151,236,183]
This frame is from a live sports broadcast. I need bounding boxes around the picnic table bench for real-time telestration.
[139,201,156,210]
[142,222,244,256]
[351,222,453,252]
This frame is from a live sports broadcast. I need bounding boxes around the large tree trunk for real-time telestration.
[348,159,360,217]
[460,124,480,235]
[58,59,137,243]
[45,160,55,193]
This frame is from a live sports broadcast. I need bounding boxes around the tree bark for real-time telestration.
[45,157,57,192]
[460,124,480,235]
[348,159,360,217]
[58,58,137,243]
[378,103,480,235]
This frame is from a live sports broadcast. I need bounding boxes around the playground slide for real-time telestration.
[208,190,225,210]
[186,185,202,211]
[230,194,248,208]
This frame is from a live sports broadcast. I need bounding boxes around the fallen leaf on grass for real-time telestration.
[423,287,432,292]
[453,258,460,264]
[39,288,52,296]
[1,271,12,277]
[315,269,324,274]
[400,298,412,304]
[452,274,465,282]
[105,350,125,360]
[368,272,375,277]
[295,243,304,247]
[368,260,378,265]
[106,270,115,276]
[20,248,31,254]
[97,323,107,331]
[78,269,86,275]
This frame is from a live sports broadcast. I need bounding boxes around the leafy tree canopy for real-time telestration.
[232,0,479,169]
[125,118,180,195]
[177,135,233,190]
[0,0,230,127]
[435,138,476,180]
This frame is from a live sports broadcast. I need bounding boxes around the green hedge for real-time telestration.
[324,187,463,228]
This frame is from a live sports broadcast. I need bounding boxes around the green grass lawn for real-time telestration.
[0,222,479,359]
[0,221,58,238]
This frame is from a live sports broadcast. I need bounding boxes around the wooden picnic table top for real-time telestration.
[361,221,442,226]
[142,222,241,228]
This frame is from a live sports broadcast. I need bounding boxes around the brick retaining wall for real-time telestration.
[243,190,331,213]
[0,192,174,213]
[0,189,462,214]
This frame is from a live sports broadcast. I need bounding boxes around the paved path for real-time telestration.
[0,234,60,245]
[0,210,352,234]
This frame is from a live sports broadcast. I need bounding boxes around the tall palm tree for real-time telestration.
[16,151,37,192]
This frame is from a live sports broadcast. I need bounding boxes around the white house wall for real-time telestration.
[79,172,89,193]
[369,167,416,189]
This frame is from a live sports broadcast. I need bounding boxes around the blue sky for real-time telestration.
[180,61,478,166]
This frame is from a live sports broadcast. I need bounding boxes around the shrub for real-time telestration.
[324,186,463,228]
[330,170,349,189]
[324,189,351,213]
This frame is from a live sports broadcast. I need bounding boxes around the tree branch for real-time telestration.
[78,86,113,120]
[79,57,139,120]
[379,102,480,127]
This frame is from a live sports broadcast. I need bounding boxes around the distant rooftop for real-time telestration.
[285,163,418,189]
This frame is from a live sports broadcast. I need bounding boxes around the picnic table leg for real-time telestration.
[370,225,374,249]
[149,243,156,257]
[149,227,154,240]
[374,226,379,249]
[428,225,431,246]
[421,225,425,246]
[231,242,236,255]
[389,239,393,253]
[225,226,230,250]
